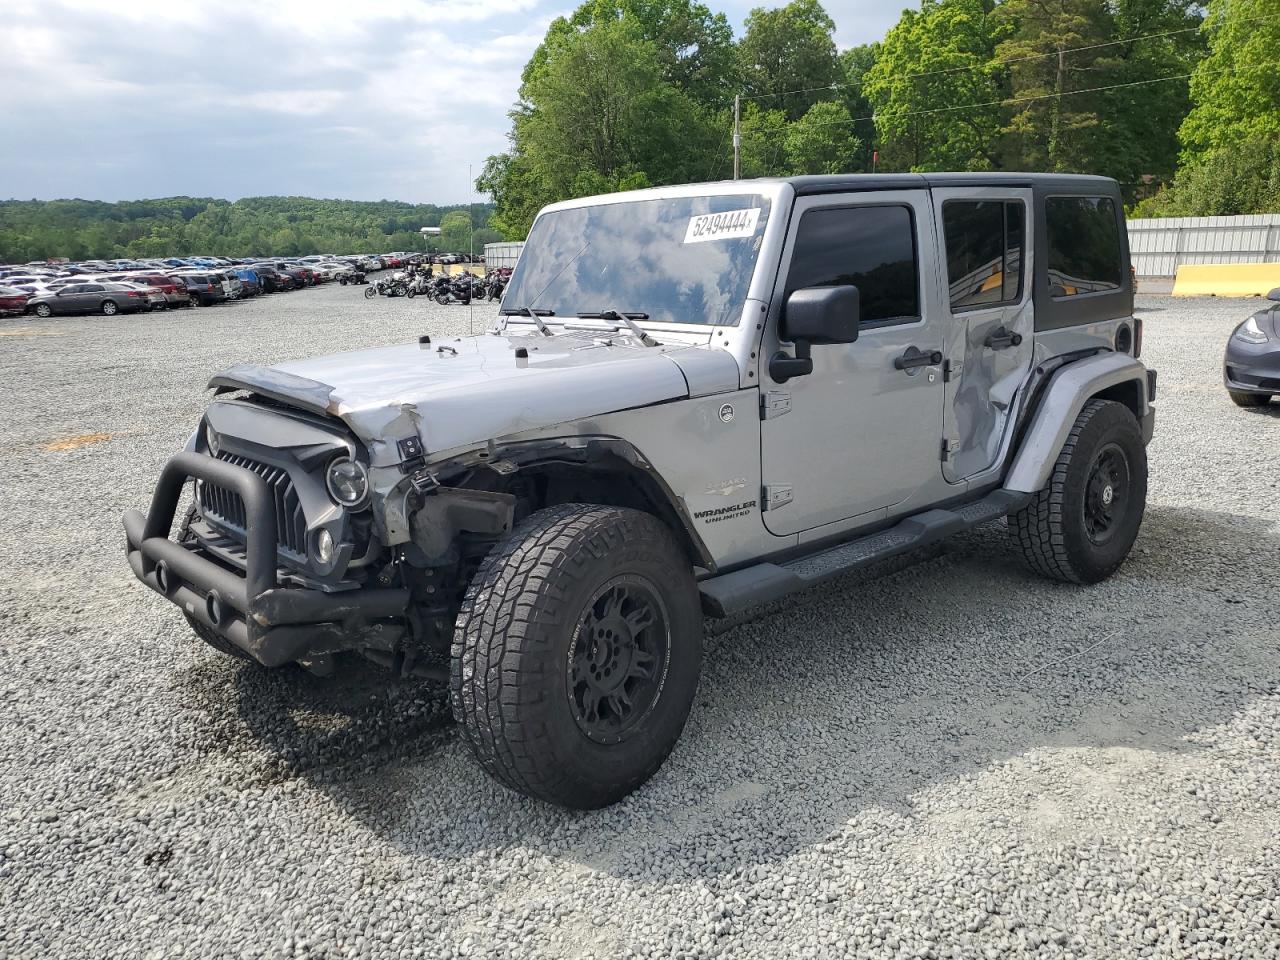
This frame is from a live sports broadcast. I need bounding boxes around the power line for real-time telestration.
[791,71,1200,133]
[738,14,1273,107]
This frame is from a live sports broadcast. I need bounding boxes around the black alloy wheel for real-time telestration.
[1082,443,1130,546]
[568,576,671,746]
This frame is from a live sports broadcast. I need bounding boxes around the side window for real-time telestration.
[786,204,920,326]
[1045,196,1122,298]
[81,284,103,292]
[943,200,1025,310]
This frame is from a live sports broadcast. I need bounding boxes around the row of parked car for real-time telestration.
[0,252,429,318]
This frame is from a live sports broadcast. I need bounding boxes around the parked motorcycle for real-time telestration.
[405,273,433,298]
[338,269,367,286]
[433,275,472,305]
[364,273,409,298]
[485,271,507,302]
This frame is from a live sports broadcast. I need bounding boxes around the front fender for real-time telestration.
[1004,352,1153,494]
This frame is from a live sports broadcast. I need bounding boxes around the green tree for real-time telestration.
[738,0,841,121]
[838,43,879,171]
[865,0,1005,172]
[479,16,716,237]
[994,0,1112,172]
[784,101,860,174]
[541,0,738,105]
[1178,0,1280,162]
[735,102,790,177]
[439,210,472,252]
[1132,132,1280,216]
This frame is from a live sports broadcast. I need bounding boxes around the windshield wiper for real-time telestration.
[497,305,555,336]
[575,310,661,347]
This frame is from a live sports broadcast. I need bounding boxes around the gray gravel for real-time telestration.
[1,286,1278,959]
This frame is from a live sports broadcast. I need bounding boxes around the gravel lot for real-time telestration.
[1,284,1277,959]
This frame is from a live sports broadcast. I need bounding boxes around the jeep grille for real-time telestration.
[198,452,307,559]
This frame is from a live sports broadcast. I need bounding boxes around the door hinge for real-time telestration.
[762,484,793,511]
[940,438,959,462]
[760,390,791,420]
[943,358,961,383]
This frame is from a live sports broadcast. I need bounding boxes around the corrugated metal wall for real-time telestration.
[483,241,525,269]
[1128,215,1280,278]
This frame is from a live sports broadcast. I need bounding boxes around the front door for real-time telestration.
[931,188,1035,481]
[759,191,946,537]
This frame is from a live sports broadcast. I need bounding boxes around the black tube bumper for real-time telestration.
[123,451,408,667]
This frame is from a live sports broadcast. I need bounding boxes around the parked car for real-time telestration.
[171,274,228,307]
[0,285,29,316]
[27,281,153,317]
[1223,286,1280,407]
[113,281,168,310]
[232,268,262,297]
[104,273,187,308]
[250,265,292,292]
[123,173,1155,810]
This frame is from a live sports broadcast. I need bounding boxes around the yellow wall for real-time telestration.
[1172,263,1280,297]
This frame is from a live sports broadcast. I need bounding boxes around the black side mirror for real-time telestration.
[770,285,860,383]
[1267,287,1280,302]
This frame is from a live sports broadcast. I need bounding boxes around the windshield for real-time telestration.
[503,194,772,326]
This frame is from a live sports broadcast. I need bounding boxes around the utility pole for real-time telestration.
[732,94,741,181]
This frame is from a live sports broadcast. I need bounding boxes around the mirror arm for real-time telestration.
[768,339,813,384]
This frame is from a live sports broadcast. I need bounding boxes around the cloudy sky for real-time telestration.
[1,0,902,204]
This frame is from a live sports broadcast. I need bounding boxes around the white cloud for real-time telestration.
[0,0,903,202]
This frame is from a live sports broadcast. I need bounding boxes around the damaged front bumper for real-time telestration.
[123,451,409,667]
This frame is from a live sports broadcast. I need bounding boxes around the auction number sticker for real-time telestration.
[684,207,761,244]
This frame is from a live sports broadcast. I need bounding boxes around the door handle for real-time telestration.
[984,326,1023,350]
[894,346,942,371]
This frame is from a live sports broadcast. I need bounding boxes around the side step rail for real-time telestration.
[698,489,1032,618]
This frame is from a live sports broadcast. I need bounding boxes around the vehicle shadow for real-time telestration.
[176,503,1279,878]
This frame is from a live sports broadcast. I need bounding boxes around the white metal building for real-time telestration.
[483,242,525,270]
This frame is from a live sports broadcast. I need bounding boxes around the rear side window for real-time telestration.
[943,200,1024,310]
[1045,197,1122,298]
[786,204,920,326]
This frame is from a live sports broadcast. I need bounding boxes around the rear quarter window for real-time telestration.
[1045,196,1122,298]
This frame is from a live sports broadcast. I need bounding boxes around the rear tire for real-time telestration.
[451,504,703,809]
[1009,399,1147,584]
[189,294,202,308]
[101,300,118,316]
[1228,389,1271,407]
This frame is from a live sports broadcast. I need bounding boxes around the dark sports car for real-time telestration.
[1224,287,1280,408]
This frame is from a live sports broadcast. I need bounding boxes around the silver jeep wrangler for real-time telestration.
[125,174,1156,808]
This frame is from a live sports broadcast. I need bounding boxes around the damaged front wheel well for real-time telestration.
[439,442,713,572]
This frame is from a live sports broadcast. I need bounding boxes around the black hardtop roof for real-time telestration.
[774,172,1118,196]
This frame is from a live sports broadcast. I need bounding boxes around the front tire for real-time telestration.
[364,286,376,299]
[33,303,52,318]
[1009,399,1148,584]
[101,300,119,316]
[1228,389,1271,407]
[451,504,703,809]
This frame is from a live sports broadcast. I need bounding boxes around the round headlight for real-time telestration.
[325,457,369,507]
[316,529,335,564]
[205,424,221,457]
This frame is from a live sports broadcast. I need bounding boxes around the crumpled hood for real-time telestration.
[209,330,740,457]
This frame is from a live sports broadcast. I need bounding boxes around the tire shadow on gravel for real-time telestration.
[175,653,454,798]
[173,505,1279,877]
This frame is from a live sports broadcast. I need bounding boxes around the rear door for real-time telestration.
[931,188,1034,481]
[759,190,947,536]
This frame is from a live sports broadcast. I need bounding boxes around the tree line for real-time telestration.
[478,0,1280,236]
[0,197,499,264]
